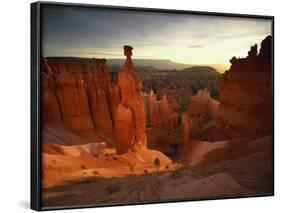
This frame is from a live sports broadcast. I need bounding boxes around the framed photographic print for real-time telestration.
[31,1,274,211]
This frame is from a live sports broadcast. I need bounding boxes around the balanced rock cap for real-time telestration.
[123,45,133,57]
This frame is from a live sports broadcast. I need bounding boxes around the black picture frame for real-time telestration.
[31,1,274,211]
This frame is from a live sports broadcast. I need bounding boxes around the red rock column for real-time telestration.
[115,104,135,154]
[159,94,172,129]
[148,90,162,128]
[115,46,147,154]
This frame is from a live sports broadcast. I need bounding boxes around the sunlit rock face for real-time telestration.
[114,104,135,154]
[42,57,120,141]
[55,71,95,138]
[114,46,147,154]
[217,35,272,138]
[85,59,115,135]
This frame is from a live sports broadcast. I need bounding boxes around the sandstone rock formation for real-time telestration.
[158,94,178,129]
[146,90,161,128]
[184,88,219,140]
[181,112,190,146]
[143,90,181,156]
[41,71,62,123]
[42,57,120,143]
[55,71,95,138]
[84,59,115,135]
[144,90,178,130]
[44,142,107,157]
[114,104,135,154]
[114,46,147,154]
[217,35,272,138]
[182,36,272,142]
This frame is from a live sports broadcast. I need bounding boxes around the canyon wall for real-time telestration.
[42,48,177,153]
[42,57,119,141]
[182,35,272,144]
[217,35,272,138]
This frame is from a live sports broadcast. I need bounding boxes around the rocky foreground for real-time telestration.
[42,135,272,207]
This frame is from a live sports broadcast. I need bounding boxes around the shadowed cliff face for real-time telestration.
[181,36,273,144]
[182,89,220,142]
[144,90,178,130]
[217,35,272,138]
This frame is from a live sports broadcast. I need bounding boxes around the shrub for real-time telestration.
[92,170,99,175]
[154,158,161,167]
[146,123,153,128]
[105,185,121,195]
[80,165,86,170]
[129,165,134,172]
[171,169,181,179]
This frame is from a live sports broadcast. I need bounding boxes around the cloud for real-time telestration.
[84,51,123,57]
[188,45,204,48]
[41,5,272,64]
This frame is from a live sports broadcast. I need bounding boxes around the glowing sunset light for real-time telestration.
[42,5,271,71]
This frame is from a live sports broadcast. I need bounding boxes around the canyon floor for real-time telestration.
[42,135,273,208]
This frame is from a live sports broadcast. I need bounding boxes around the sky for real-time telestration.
[42,5,272,67]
